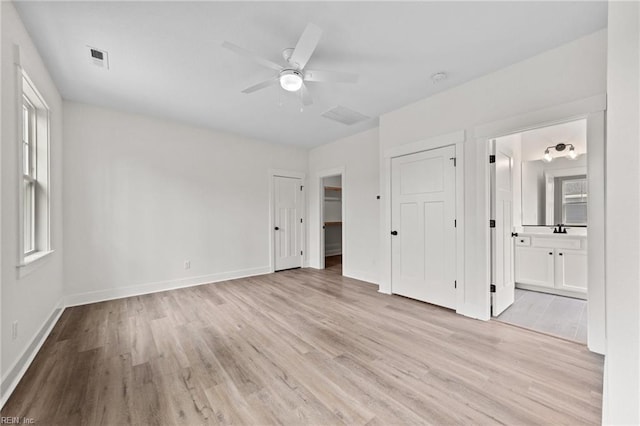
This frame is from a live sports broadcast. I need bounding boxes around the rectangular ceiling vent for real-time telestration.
[321,105,369,126]
[88,46,109,69]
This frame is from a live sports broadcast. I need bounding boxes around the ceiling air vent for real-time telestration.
[321,105,369,126]
[88,46,109,69]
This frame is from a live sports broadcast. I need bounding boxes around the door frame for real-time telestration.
[316,167,346,270]
[380,131,465,312]
[476,94,606,354]
[269,169,306,273]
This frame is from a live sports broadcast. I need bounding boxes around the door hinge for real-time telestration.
[489,220,496,228]
[301,251,303,255]
[489,155,496,163]
[454,280,457,289]
[490,284,496,293]
[300,218,303,223]
[449,157,457,167]
[300,185,304,191]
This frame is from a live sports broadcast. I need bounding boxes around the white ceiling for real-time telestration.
[14,1,607,148]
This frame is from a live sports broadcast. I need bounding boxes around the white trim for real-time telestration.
[476,101,606,353]
[383,130,465,159]
[316,167,346,271]
[474,94,606,139]
[64,266,271,307]
[324,247,342,257]
[16,64,52,277]
[1,299,65,408]
[16,249,54,279]
[454,142,466,315]
[268,169,306,272]
[379,130,466,308]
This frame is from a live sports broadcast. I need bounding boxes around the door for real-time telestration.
[491,143,516,316]
[274,176,303,271]
[391,145,456,309]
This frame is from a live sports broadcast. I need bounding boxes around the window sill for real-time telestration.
[17,250,55,279]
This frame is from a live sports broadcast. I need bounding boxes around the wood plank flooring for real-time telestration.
[1,268,603,425]
[325,255,342,274]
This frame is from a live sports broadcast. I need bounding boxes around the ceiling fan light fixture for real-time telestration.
[279,70,303,92]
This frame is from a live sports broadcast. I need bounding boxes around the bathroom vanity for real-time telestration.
[514,230,587,299]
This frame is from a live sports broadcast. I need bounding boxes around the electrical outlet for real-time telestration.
[184,260,191,270]
[12,321,18,340]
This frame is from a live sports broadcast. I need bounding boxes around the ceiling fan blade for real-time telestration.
[300,83,313,106]
[304,70,358,84]
[242,77,279,94]
[289,23,323,69]
[221,41,282,71]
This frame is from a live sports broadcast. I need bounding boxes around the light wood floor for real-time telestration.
[2,268,603,425]
[496,288,588,343]
[325,255,342,274]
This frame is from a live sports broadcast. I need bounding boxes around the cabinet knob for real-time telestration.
[549,252,553,255]
[559,252,563,256]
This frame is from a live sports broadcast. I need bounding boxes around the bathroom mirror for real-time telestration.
[521,155,588,226]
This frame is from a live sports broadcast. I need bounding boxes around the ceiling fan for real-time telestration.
[222,23,358,106]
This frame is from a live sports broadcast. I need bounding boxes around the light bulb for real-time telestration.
[543,148,553,162]
[279,70,303,92]
[568,146,577,160]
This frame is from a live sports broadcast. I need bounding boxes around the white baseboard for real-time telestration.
[343,269,379,287]
[65,266,272,307]
[1,299,65,408]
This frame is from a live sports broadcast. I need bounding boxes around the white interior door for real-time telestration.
[274,176,303,271]
[391,145,457,309]
[491,143,515,316]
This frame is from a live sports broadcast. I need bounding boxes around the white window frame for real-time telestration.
[17,70,53,277]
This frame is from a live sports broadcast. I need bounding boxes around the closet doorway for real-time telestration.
[321,175,343,274]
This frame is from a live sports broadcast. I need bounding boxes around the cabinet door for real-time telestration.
[555,249,587,293]
[515,246,555,288]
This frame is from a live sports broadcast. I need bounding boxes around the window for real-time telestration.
[18,72,51,273]
[561,176,588,226]
[22,97,36,255]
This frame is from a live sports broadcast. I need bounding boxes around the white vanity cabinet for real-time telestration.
[555,249,588,292]
[514,234,587,298]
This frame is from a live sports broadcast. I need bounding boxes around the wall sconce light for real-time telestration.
[542,143,577,162]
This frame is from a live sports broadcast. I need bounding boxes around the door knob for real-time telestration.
[391,230,398,236]
[274,227,280,230]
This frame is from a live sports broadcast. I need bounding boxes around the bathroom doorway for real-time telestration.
[321,175,343,274]
[489,117,600,344]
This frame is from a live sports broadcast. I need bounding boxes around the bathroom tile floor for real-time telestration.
[495,288,587,344]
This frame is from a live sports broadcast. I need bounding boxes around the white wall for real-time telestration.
[63,102,307,303]
[378,29,607,321]
[603,2,640,423]
[308,128,379,284]
[1,1,64,400]
[520,119,587,162]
